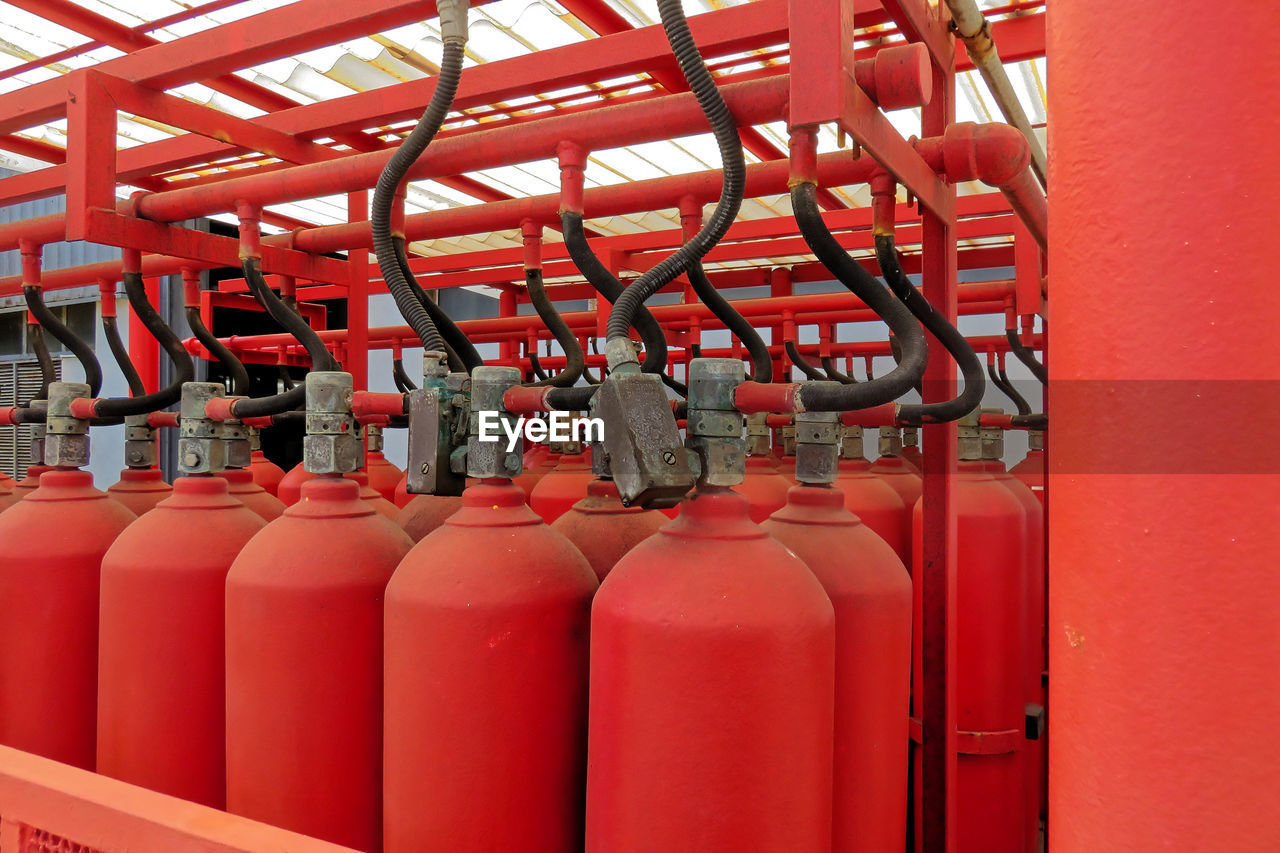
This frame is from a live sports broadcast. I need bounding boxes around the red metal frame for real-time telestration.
[0,2,1054,849]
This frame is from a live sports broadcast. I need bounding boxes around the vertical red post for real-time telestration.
[919,35,958,853]
[498,288,517,365]
[64,70,116,242]
[769,267,792,382]
[346,191,369,392]
[1050,2,1280,849]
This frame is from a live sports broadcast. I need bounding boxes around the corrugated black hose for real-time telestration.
[391,236,478,371]
[91,273,194,417]
[103,315,145,398]
[790,184,927,412]
[1008,326,1048,384]
[687,261,771,382]
[370,29,466,357]
[24,285,102,397]
[393,358,417,393]
[873,235,984,424]
[523,267,584,387]
[822,356,857,384]
[187,307,249,396]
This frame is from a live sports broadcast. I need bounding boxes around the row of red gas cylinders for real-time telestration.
[0,438,1044,853]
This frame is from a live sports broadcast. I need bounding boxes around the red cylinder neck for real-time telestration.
[769,484,859,528]
[287,476,373,519]
[449,480,543,528]
[664,487,766,541]
[26,469,102,502]
[116,467,166,484]
[163,474,243,510]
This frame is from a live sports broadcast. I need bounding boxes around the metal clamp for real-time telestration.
[45,382,91,468]
[685,358,746,489]
[179,381,227,474]
[303,371,361,475]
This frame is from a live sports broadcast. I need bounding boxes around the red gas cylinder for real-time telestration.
[0,469,136,768]
[551,478,667,581]
[836,456,909,564]
[384,479,597,852]
[735,454,792,523]
[14,464,52,496]
[106,467,172,516]
[587,486,835,851]
[763,484,911,853]
[226,475,412,850]
[513,444,557,497]
[275,461,313,505]
[778,454,798,483]
[870,428,924,514]
[392,471,411,508]
[248,449,285,496]
[364,451,402,503]
[529,450,594,523]
[914,458,1027,853]
[0,470,15,489]
[396,494,463,542]
[347,470,399,520]
[1009,433,1045,505]
[221,468,286,521]
[986,439,1047,853]
[0,479,17,513]
[97,475,264,807]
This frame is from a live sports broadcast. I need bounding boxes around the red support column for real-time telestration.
[919,43,958,853]
[129,277,160,393]
[1050,2,1280,849]
[346,191,369,392]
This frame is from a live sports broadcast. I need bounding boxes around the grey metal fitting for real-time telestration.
[178,381,227,475]
[303,371,361,475]
[123,413,159,469]
[686,358,746,488]
[26,400,47,468]
[839,424,865,460]
[781,424,797,458]
[467,365,523,480]
[423,350,450,381]
[593,370,692,507]
[903,425,920,448]
[604,336,641,372]
[745,412,772,457]
[590,439,611,477]
[1028,428,1044,452]
[795,410,839,485]
[957,409,983,461]
[436,0,469,44]
[878,426,904,459]
[223,418,251,470]
[44,381,91,468]
[979,407,1004,461]
[247,425,262,453]
[367,423,384,454]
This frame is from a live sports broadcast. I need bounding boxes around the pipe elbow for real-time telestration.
[932,122,1031,188]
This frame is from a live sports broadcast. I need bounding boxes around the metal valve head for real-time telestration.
[685,358,746,489]
[45,381,91,468]
[839,423,865,460]
[178,381,227,475]
[303,371,361,475]
[123,413,159,469]
[593,368,694,507]
[877,426,904,458]
[957,409,983,461]
[979,407,1005,461]
[466,365,522,480]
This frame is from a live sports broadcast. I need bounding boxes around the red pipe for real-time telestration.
[133,77,791,224]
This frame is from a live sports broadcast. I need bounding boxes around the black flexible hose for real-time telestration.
[790,184,927,412]
[785,341,826,381]
[874,235,984,424]
[822,355,856,385]
[524,268,584,387]
[186,306,249,396]
[24,285,102,397]
[687,262,771,382]
[93,272,194,417]
[391,237,481,371]
[277,364,296,390]
[528,348,549,382]
[102,316,145,397]
[1008,327,1048,384]
[605,0,745,345]
[243,258,339,372]
[371,35,465,355]
[24,323,56,404]
[989,361,1031,416]
[562,213,670,377]
[661,372,688,397]
[393,357,418,392]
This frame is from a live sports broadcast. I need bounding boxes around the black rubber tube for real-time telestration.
[822,355,857,385]
[187,306,249,396]
[24,285,102,397]
[371,37,465,354]
[524,268,584,387]
[791,184,927,412]
[989,361,1031,416]
[393,357,417,392]
[1008,327,1048,384]
[102,316,145,398]
[243,258,339,372]
[528,348,549,382]
[874,235,984,424]
[687,262,771,382]
[606,0,745,344]
[785,341,826,381]
[92,272,194,417]
[24,323,56,404]
[392,237,481,371]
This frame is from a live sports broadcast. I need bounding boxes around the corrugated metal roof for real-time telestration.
[0,0,1047,286]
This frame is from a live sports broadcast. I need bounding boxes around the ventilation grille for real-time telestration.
[0,359,61,480]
